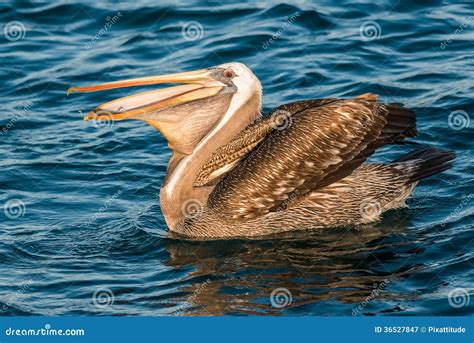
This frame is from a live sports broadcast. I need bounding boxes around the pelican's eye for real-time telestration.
[223,69,235,79]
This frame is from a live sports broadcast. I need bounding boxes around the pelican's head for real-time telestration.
[68,62,262,155]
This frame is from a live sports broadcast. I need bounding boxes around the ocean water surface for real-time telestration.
[0,0,473,316]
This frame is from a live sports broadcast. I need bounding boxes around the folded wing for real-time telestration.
[199,93,416,221]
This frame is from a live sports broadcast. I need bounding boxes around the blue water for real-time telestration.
[1,1,473,316]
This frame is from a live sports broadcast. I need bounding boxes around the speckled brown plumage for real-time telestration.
[172,94,454,239]
[205,94,403,219]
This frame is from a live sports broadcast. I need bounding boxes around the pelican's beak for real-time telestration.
[67,69,225,122]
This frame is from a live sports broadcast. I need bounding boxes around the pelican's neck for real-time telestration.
[160,91,262,229]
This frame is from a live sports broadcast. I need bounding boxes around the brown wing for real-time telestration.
[194,99,337,186]
[194,115,273,187]
[206,93,416,221]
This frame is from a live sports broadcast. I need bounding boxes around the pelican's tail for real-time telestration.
[393,146,456,183]
[384,103,417,140]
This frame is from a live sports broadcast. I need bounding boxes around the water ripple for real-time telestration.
[0,0,472,316]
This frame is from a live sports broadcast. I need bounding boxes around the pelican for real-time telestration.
[68,62,455,239]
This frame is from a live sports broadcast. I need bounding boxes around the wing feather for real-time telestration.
[194,99,336,186]
[205,94,416,221]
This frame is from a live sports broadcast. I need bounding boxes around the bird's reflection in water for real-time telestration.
[164,212,420,316]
